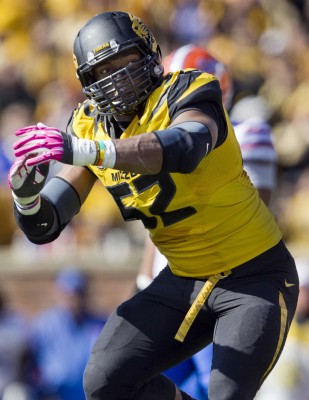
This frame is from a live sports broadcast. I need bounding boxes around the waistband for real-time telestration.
[174,240,288,342]
[229,239,289,278]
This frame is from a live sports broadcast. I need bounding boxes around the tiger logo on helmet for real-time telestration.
[128,13,159,55]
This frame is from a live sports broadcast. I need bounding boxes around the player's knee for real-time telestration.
[83,360,106,399]
[83,358,136,399]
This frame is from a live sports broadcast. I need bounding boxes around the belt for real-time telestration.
[175,270,231,342]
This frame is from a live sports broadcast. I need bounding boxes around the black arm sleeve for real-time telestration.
[154,122,212,173]
[14,197,60,244]
[14,177,81,245]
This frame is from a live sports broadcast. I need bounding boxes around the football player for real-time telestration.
[137,44,279,399]
[8,11,298,400]
[138,45,278,287]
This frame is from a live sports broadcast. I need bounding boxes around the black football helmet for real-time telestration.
[73,11,163,116]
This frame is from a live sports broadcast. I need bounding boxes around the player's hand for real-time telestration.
[13,123,100,167]
[8,156,49,215]
[8,156,49,198]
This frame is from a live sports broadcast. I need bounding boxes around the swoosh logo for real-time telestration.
[285,279,296,288]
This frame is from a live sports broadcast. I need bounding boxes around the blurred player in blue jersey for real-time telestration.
[29,267,106,400]
[8,12,297,400]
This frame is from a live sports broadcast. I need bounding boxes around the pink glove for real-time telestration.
[14,124,65,166]
[13,123,99,167]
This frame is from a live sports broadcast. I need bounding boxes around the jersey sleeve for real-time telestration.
[167,70,227,145]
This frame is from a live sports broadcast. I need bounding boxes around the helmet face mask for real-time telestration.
[73,12,163,116]
[81,45,157,115]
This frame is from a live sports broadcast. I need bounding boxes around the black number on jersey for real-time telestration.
[106,174,196,229]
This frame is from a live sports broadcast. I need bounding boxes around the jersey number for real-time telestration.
[106,174,196,229]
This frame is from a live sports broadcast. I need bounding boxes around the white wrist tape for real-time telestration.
[12,192,41,216]
[70,136,116,168]
[71,136,98,166]
[95,140,116,168]
[101,140,116,168]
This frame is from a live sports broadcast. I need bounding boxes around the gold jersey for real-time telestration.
[69,70,282,277]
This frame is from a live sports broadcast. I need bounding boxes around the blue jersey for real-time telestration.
[30,306,106,400]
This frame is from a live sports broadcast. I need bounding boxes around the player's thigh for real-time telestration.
[208,279,297,400]
[84,269,213,394]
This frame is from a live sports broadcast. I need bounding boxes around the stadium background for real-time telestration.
[0,0,309,319]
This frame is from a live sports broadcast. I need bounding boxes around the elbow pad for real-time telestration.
[154,121,212,173]
[14,177,81,245]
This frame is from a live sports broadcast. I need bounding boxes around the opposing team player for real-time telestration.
[8,11,298,400]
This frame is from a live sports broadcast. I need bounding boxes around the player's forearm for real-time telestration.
[15,177,81,244]
[113,120,213,175]
[113,132,163,174]
[12,119,214,175]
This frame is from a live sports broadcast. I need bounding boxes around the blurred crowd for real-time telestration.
[0,266,107,400]
[1,1,309,399]
[0,0,309,253]
[1,0,309,252]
